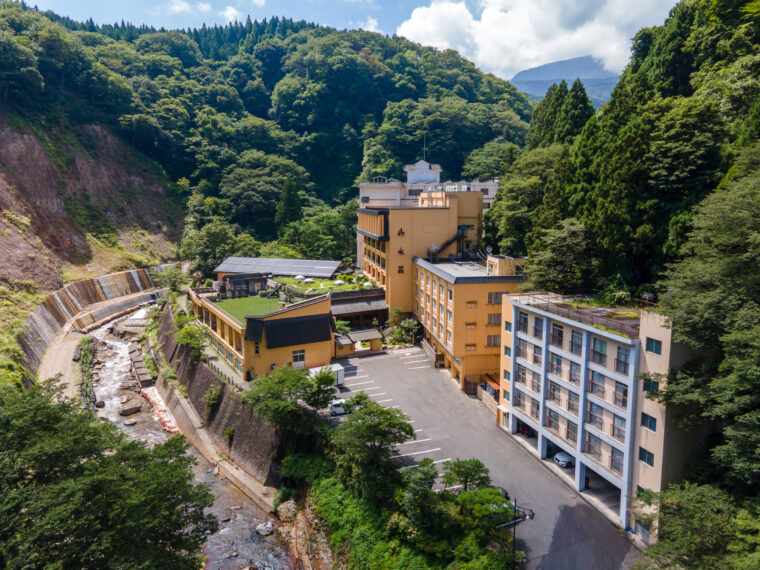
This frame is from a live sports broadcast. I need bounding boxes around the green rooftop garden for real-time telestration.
[213,296,283,324]
[274,274,375,294]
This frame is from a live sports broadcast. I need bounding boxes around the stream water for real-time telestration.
[90,311,295,569]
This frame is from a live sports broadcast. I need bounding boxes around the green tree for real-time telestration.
[442,458,492,492]
[462,140,519,180]
[525,218,597,291]
[178,219,260,276]
[635,483,735,569]
[554,78,595,143]
[150,265,187,292]
[0,380,217,569]
[525,80,568,149]
[274,176,302,230]
[330,394,414,501]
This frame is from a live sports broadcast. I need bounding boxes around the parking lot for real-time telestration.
[334,347,642,570]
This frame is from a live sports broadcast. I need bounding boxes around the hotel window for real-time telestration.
[614,381,628,408]
[426,293,430,305]
[254,342,260,355]
[591,338,607,365]
[447,309,452,322]
[587,402,604,428]
[466,301,477,308]
[396,265,403,274]
[639,447,655,467]
[550,323,564,347]
[532,344,542,366]
[517,311,529,333]
[504,320,512,332]
[414,285,419,297]
[530,398,540,419]
[439,284,444,296]
[566,420,578,443]
[515,364,527,384]
[531,372,541,394]
[426,274,429,285]
[432,299,437,312]
[432,317,437,330]
[414,301,419,313]
[516,339,527,358]
[487,334,500,347]
[466,322,476,330]
[641,412,657,432]
[646,337,662,355]
[546,409,560,431]
[415,267,418,279]
[438,323,443,337]
[643,379,660,393]
[549,353,562,376]
[570,330,583,355]
[612,415,626,441]
[548,381,560,402]
[610,447,624,475]
[587,434,602,460]
[487,313,501,326]
[439,303,444,316]
[504,346,511,357]
[487,292,502,304]
[569,361,581,384]
[465,344,476,351]
[503,370,510,381]
[292,349,305,370]
[616,346,631,374]
[514,390,525,409]
[432,278,437,289]
[567,391,579,414]
[446,329,452,344]
[448,288,453,301]
[590,371,606,397]
[533,317,544,339]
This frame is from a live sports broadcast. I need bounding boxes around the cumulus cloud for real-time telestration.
[195,2,212,13]
[220,5,243,22]
[397,0,674,78]
[167,0,193,14]
[251,0,266,6]
[360,16,380,32]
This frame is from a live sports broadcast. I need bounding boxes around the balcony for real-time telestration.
[615,359,630,375]
[591,350,607,366]
[550,333,563,347]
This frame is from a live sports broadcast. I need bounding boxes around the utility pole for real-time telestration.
[423,133,427,161]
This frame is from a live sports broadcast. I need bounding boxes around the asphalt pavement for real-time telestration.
[334,347,643,570]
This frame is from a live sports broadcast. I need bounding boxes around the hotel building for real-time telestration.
[498,293,704,541]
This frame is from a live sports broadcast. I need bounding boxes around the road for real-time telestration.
[37,331,84,399]
[334,347,642,570]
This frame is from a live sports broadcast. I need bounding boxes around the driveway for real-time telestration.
[335,347,642,570]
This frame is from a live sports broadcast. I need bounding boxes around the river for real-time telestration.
[90,310,295,569]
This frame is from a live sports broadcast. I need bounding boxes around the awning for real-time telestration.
[331,297,389,316]
[498,405,510,414]
[482,374,500,391]
[348,329,383,342]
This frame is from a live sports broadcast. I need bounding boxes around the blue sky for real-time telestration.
[30,1,676,78]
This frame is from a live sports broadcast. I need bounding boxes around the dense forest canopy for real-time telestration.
[0,1,531,264]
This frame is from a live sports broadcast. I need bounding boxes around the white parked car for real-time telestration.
[553,451,575,468]
[329,399,348,416]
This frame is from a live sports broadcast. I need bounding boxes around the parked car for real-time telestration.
[492,486,511,502]
[553,451,575,468]
[329,399,348,416]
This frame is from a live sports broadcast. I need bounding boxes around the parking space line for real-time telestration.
[364,386,383,391]
[409,365,431,370]
[415,429,424,432]
[397,448,441,458]
[391,405,400,408]
[377,398,393,403]
[346,374,369,379]
[400,456,450,469]
[345,380,374,387]
[400,354,422,359]
[368,392,386,396]
[433,458,451,464]
[404,359,429,364]
[397,438,431,445]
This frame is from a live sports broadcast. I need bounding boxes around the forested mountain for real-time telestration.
[0,1,530,260]
[511,55,620,106]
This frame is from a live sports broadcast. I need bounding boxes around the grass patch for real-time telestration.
[0,280,47,387]
[275,275,371,294]
[64,193,119,246]
[212,296,282,324]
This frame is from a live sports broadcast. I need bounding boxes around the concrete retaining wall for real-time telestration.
[20,265,174,376]
[157,307,280,487]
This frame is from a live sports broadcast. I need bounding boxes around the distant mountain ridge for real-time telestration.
[511,55,620,106]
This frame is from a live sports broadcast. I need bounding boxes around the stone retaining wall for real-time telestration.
[157,307,280,487]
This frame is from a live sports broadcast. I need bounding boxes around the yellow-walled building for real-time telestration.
[412,256,524,392]
[189,289,335,380]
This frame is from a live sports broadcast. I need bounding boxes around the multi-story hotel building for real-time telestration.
[412,256,524,391]
[498,293,704,541]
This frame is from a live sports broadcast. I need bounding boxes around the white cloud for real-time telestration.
[360,16,380,33]
[220,5,243,22]
[396,0,675,78]
[167,0,193,14]
[195,2,212,13]
[251,0,266,6]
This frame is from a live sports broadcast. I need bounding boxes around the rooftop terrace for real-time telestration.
[509,293,644,338]
[212,296,283,325]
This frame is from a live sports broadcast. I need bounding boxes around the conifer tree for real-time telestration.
[275,176,302,230]
[554,79,595,144]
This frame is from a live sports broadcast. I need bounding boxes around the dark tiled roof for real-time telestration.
[245,314,334,348]
[348,329,383,342]
[331,297,388,316]
[215,257,344,278]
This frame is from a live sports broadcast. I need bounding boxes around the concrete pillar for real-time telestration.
[539,434,549,459]
[619,490,630,529]
[509,412,519,434]
[575,462,587,491]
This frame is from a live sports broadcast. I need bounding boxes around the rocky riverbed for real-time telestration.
[89,312,296,569]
